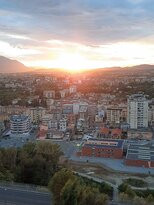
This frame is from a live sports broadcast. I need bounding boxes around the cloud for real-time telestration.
[0,0,154,68]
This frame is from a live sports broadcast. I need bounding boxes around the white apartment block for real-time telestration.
[10,115,31,134]
[127,94,149,129]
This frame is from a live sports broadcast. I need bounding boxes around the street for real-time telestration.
[0,186,51,205]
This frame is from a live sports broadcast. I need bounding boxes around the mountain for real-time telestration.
[0,56,30,73]
[77,64,154,77]
[0,55,154,75]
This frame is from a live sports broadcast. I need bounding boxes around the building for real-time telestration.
[69,85,77,94]
[111,128,122,139]
[42,113,53,128]
[47,130,64,139]
[148,104,154,126]
[60,89,69,98]
[127,94,149,129]
[79,105,88,120]
[81,139,124,159]
[37,124,48,140]
[59,118,67,132]
[125,142,154,168]
[76,118,86,133]
[0,121,5,135]
[30,107,46,124]
[43,90,55,99]
[127,129,153,140]
[106,107,123,125]
[99,127,110,138]
[10,115,31,134]
[62,104,73,115]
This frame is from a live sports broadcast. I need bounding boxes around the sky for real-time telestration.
[0,0,154,71]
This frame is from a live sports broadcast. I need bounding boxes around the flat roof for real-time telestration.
[10,115,29,122]
[84,139,124,149]
[126,143,154,161]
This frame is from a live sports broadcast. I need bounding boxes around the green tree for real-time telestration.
[118,183,129,193]
[125,187,136,199]
[61,178,79,205]
[48,169,74,205]
[95,193,108,205]
[146,194,154,204]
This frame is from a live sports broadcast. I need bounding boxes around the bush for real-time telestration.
[124,178,147,187]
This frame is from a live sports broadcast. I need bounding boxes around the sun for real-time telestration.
[57,53,87,73]
[25,51,94,72]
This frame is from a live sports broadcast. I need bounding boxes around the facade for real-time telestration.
[81,139,124,159]
[43,90,55,99]
[0,121,5,135]
[42,113,53,128]
[148,104,154,126]
[76,118,86,133]
[125,143,154,168]
[10,115,31,134]
[30,107,46,124]
[69,85,77,94]
[127,130,152,140]
[127,94,149,129]
[59,118,67,132]
[106,107,123,125]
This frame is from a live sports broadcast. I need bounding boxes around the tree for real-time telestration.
[61,178,79,205]
[133,196,145,205]
[79,186,98,205]
[48,169,74,205]
[125,187,136,199]
[95,193,108,205]
[118,183,129,193]
[119,192,130,203]
[1,148,17,171]
[99,182,113,197]
[36,141,62,166]
[146,194,154,204]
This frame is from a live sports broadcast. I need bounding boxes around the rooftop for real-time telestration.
[84,139,124,149]
[126,142,154,161]
[10,115,29,122]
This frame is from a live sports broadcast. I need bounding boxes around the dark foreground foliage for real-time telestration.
[0,141,62,186]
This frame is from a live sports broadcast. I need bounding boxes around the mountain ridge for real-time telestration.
[0,56,30,73]
[0,56,154,74]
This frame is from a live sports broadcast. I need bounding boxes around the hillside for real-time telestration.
[0,56,30,73]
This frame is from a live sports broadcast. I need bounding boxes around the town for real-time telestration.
[0,68,154,174]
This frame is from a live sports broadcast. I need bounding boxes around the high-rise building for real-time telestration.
[127,94,148,129]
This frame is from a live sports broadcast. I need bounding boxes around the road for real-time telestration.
[0,186,51,205]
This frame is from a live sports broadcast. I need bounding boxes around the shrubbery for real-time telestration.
[48,169,112,205]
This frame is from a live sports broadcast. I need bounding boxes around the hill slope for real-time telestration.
[0,56,29,73]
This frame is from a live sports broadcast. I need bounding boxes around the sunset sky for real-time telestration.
[0,0,154,71]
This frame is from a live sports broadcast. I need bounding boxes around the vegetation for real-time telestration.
[0,88,30,106]
[118,182,154,205]
[48,168,111,205]
[0,141,62,186]
[123,178,147,187]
